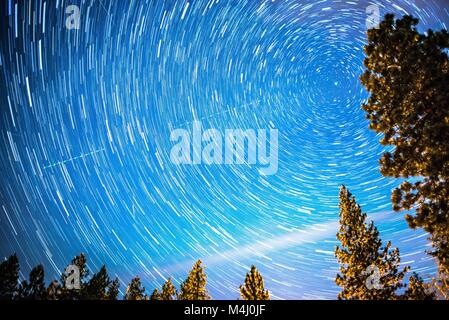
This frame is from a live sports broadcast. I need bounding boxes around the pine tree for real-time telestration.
[160,277,177,300]
[69,253,89,283]
[150,288,161,300]
[60,253,89,300]
[239,265,270,300]
[124,277,146,300]
[432,272,449,300]
[178,260,210,300]
[0,254,19,300]
[19,265,46,300]
[335,186,407,299]
[402,273,435,300]
[84,265,110,300]
[46,280,62,300]
[106,278,120,300]
[360,14,449,277]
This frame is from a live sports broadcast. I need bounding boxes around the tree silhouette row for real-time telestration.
[0,254,269,300]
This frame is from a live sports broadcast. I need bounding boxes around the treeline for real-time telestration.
[0,183,446,301]
[0,184,445,300]
[0,255,269,300]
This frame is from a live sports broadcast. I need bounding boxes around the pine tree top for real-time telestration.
[240,265,270,300]
[335,186,408,300]
[178,260,210,300]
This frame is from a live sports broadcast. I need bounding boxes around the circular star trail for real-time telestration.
[1,0,448,299]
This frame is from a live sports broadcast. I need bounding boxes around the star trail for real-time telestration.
[1,0,448,299]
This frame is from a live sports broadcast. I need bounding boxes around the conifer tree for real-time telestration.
[19,265,46,300]
[46,280,62,300]
[150,288,161,300]
[335,186,407,299]
[360,14,449,277]
[0,254,19,300]
[60,253,89,300]
[69,253,89,283]
[402,273,435,300]
[124,277,146,300]
[178,260,210,300]
[160,277,177,300]
[239,265,270,300]
[106,278,120,300]
[84,265,110,300]
[432,272,449,300]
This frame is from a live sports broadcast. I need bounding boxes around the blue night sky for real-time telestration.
[1,0,448,299]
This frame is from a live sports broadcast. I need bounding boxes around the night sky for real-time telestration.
[1,0,448,299]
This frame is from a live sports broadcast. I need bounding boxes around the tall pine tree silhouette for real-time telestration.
[84,265,110,300]
[19,265,46,300]
[60,253,89,300]
[124,277,146,300]
[160,277,177,300]
[239,265,270,300]
[403,273,435,300]
[178,260,210,300]
[106,278,120,300]
[361,14,449,291]
[150,288,161,300]
[46,280,62,300]
[335,186,407,299]
[0,254,19,300]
